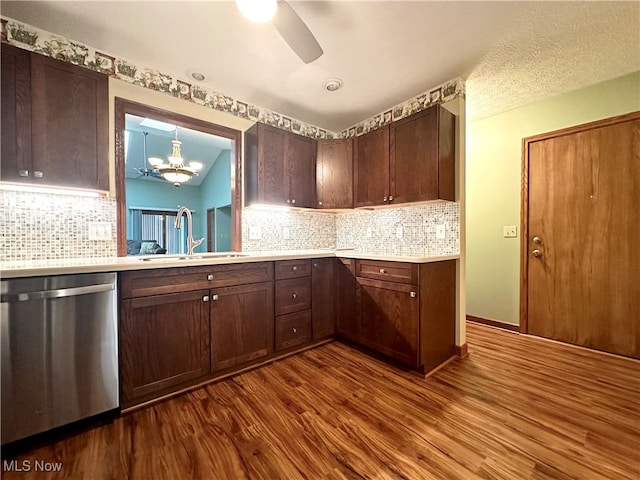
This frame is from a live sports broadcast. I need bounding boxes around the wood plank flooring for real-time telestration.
[2,323,639,479]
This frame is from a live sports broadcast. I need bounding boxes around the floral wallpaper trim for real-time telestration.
[339,77,465,138]
[0,17,334,140]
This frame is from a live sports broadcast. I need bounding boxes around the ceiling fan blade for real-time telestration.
[273,1,323,64]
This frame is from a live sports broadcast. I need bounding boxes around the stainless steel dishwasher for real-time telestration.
[1,272,119,444]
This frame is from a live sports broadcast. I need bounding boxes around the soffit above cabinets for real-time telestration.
[2,1,638,130]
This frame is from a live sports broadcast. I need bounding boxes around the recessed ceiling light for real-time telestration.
[191,72,205,82]
[323,78,343,92]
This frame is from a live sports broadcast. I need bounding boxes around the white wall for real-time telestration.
[466,71,640,325]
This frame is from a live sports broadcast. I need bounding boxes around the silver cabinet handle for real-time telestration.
[313,263,318,268]
[532,250,542,258]
[212,294,219,300]
[291,199,296,204]
[410,292,417,298]
[34,171,44,178]
[318,201,323,206]
[292,292,298,299]
[292,266,298,271]
[388,195,394,201]
[202,295,209,302]
[383,196,388,202]
[532,236,542,244]
[292,327,297,333]
[379,268,386,274]
[18,170,29,177]
[207,274,214,281]
[1,283,113,302]
[287,199,291,204]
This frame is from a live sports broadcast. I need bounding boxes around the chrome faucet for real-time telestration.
[175,206,204,255]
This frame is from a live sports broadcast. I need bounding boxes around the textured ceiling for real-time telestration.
[2,1,638,130]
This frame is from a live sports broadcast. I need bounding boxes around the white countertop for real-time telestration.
[0,250,460,278]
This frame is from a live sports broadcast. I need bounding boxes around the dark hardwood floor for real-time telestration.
[2,323,639,479]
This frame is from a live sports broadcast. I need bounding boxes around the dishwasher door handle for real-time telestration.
[1,283,115,303]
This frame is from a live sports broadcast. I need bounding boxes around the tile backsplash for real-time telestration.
[242,203,460,257]
[336,203,460,257]
[0,189,117,261]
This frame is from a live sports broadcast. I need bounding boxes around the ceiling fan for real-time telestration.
[134,132,162,180]
[237,0,323,64]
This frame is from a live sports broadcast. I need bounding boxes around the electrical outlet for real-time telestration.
[396,226,403,239]
[249,226,262,240]
[436,224,446,239]
[283,227,290,239]
[503,226,518,238]
[88,222,112,241]
[366,227,373,238]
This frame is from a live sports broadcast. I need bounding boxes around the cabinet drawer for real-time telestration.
[275,277,311,315]
[275,310,311,351]
[275,259,311,280]
[355,260,418,284]
[120,262,273,298]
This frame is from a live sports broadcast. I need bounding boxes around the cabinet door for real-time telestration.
[120,291,211,407]
[258,123,287,205]
[390,105,455,203]
[286,132,316,208]
[356,278,419,367]
[31,53,109,190]
[354,125,390,207]
[316,139,353,209]
[335,258,358,341]
[210,281,274,371]
[311,258,336,339]
[1,44,32,183]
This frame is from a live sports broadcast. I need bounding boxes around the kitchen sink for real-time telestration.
[138,253,249,262]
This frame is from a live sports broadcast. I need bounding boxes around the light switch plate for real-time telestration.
[88,222,112,241]
[503,226,518,238]
[396,226,403,239]
[436,224,446,239]
[249,226,262,240]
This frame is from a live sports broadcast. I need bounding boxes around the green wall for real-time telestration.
[466,71,640,325]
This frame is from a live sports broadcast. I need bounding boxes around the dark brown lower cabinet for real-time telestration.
[275,310,312,351]
[335,258,358,341]
[357,278,419,367]
[311,258,336,339]
[120,290,211,408]
[210,281,274,372]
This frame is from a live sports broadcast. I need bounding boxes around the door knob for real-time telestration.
[532,249,542,258]
[532,236,542,244]
[292,293,298,299]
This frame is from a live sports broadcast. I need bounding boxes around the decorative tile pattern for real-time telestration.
[336,203,460,257]
[241,203,459,258]
[242,208,336,251]
[0,16,334,140]
[0,190,117,261]
[339,78,464,138]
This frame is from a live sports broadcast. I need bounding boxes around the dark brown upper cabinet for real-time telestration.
[354,125,390,207]
[245,122,316,208]
[1,46,109,190]
[354,104,455,208]
[316,138,353,209]
[390,104,455,203]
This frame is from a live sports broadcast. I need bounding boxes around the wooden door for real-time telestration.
[390,105,455,203]
[210,281,274,371]
[356,278,419,367]
[30,52,108,190]
[523,112,640,358]
[258,123,287,205]
[286,132,316,208]
[335,258,358,341]
[316,138,353,209]
[1,44,32,183]
[354,126,390,207]
[119,291,211,407]
[311,258,336,339]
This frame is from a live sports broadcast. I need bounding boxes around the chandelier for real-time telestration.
[148,128,202,187]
